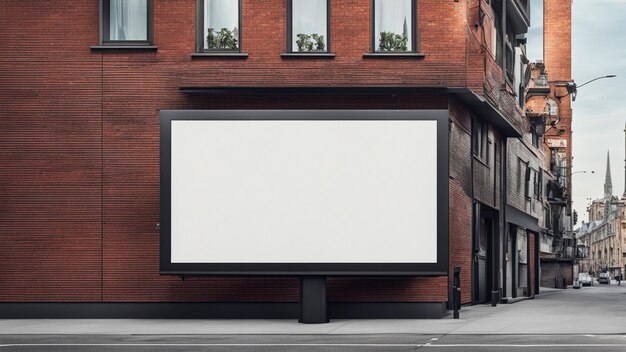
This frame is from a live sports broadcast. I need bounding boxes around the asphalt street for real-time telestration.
[4,334,626,351]
[2,283,626,351]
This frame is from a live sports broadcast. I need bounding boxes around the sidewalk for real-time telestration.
[2,285,626,335]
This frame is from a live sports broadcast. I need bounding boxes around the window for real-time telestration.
[198,0,240,51]
[517,158,523,192]
[504,31,514,82]
[372,0,415,52]
[547,99,558,116]
[494,5,502,64]
[531,129,540,148]
[472,117,489,163]
[534,169,542,200]
[288,0,329,53]
[524,165,531,198]
[101,0,153,44]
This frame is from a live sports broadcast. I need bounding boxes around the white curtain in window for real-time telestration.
[292,0,327,51]
[110,0,148,40]
[204,0,239,49]
[375,0,412,50]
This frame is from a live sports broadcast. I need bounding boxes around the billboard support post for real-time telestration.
[299,276,328,324]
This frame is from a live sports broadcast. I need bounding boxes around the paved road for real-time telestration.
[3,334,626,351]
[2,283,626,351]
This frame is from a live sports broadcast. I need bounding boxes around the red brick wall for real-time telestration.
[328,277,448,302]
[176,0,469,88]
[448,180,473,304]
[0,0,103,301]
[448,98,474,304]
[543,0,572,194]
[0,0,485,303]
[543,0,571,82]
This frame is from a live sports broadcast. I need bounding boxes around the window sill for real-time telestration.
[280,53,336,59]
[362,52,425,59]
[191,52,249,59]
[90,45,158,51]
[473,155,490,168]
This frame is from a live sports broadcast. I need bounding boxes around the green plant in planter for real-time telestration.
[217,27,238,49]
[296,33,312,51]
[207,27,216,48]
[207,27,238,50]
[311,33,325,51]
[295,33,325,52]
[378,31,408,51]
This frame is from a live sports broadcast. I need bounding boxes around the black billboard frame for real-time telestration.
[160,109,449,276]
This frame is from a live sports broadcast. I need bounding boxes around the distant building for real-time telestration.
[524,60,571,288]
[524,0,577,287]
[577,151,626,279]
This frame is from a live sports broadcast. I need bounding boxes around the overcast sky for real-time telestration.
[526,0,626,224]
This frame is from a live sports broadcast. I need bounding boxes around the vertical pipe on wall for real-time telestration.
[492,141,498,306]
[470,117,477,305]
[501,0,507,72]
[100,28,105,302]
[492,138,508,304]
[511,225,517,298]
[526,230,535,297]
[535,232,540,294]
[472,201,479,304]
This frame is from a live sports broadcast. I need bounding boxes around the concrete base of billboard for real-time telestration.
[0,302,447,319]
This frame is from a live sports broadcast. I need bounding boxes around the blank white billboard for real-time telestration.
[170,119,437,264]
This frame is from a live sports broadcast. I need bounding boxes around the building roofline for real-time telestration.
[449,88,523,138]
[179,86,523,138]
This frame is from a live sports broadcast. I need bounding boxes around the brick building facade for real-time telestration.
[537,0,577,286]
[0,0,536,318]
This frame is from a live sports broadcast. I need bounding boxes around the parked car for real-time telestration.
[599,272,611,284]
[578,273,593,286]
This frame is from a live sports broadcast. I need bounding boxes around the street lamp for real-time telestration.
[572,170,595,175]
[555,75,616,101]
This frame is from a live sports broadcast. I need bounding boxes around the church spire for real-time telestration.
[605,150,613,199]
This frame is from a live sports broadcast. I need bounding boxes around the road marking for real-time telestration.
[4,343,626,348]
[426,344,626,348]
[0,343,423,348]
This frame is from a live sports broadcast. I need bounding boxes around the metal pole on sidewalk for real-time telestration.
[453,266,461,319]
